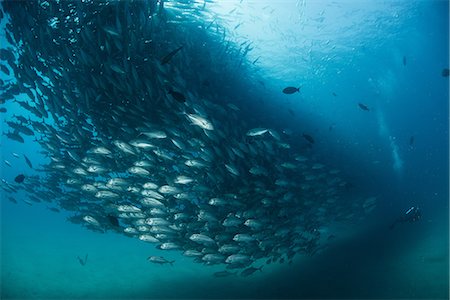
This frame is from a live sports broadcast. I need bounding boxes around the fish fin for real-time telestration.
[77,256,85,265]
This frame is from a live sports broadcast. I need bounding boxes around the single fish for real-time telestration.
[282,86,300,94]
[302,133,315,144]
[14,174,25,183]
[168,89,186,103]
[0,107,6,113]
[246,128,268,137]
[23,155,33,168]
[358,103,370,111]
[103,26,120,36]
[147,256,174,266]
[442,68,449,77]
[83,216,100,226]
[5,131,24,143]
[160,46,183,65]
[402,56,407,66]
[77,254,88,266]
[240,265,263,277]
[409,136,415,147]
[189,233,215,245]
[107,214,119,227]
[0,64,9,75]
[186,113,214,131]
[213,270,237,277]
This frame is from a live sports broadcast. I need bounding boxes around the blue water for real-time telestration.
[1,0,449,299]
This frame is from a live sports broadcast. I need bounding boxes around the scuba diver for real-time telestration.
[389,206,422,229]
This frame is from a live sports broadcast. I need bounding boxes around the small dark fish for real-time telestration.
[8,197,17,204]
[160,46,183,65]
[29,195,41,203]
[77,254,88,266]
[402,56,407,66]
[0,107,6,113]
[13,114,30,124]
[282,86,300,94]
[168,89,186,103]
[205,19,215,30]
[358,103,370,111]
[0,64,9,75]
[5,131,24,143]
[252,56,260,64]
[409,136,415,147]
[213,270,236,278]
[14,174,25,183]
[241,265,263,277]
[107,214,119,227]
[332,92,337,97]
[288,108,295,116]
[442,68,449,77]
[48,207,60,213]
[327,234,336,240]
[23,155,33,168]
[302,133,314,144]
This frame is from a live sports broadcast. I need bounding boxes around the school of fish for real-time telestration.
[0,1,376,275]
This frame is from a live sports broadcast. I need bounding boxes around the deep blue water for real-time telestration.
[1,0,449,299]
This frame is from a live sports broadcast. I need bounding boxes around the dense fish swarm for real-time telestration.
[0,1,375,271]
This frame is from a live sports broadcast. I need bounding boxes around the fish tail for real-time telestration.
[169,260,175,266]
